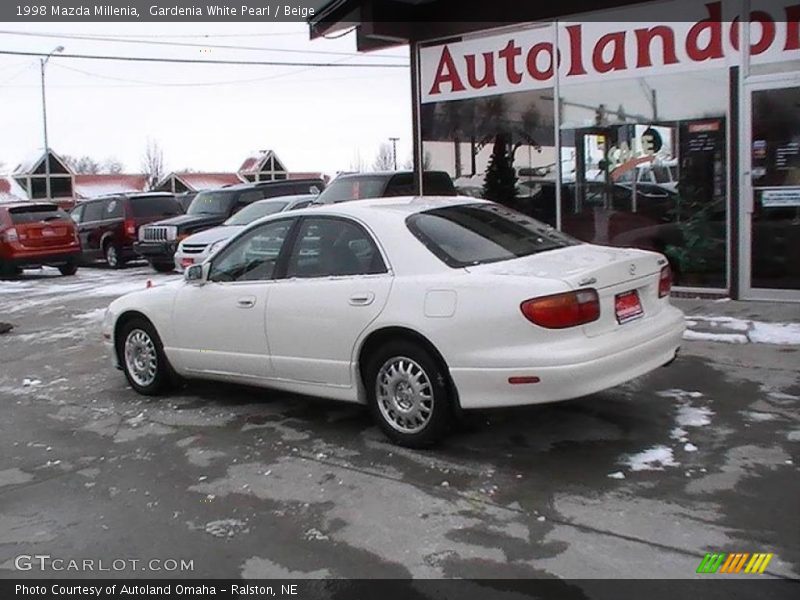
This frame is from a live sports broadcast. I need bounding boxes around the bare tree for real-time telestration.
[141,139,165,190]
[401,151,432,171]
[63,155,101,174]
[101,157,124,174]
[372,142,394,171]
[349,150,366,173]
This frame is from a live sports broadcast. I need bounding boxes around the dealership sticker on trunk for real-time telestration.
[615,290,644,324]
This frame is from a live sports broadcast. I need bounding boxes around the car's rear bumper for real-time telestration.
[3,249,81,268]
[450,307,685,409]
[134,241,177,263]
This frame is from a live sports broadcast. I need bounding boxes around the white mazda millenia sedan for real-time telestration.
[103,196,685,447]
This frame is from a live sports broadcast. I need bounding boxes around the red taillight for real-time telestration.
[124,219,136,238]
[1,227,19,243]
[521,289,600,329]
[659,265,672,298]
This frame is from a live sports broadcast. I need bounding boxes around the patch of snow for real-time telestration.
[676,405,714,428]
[684,443,698,452]
[607,471,626,480]
[623,446,679,471]
[689,315,750,332]
[657,389,704,400]
[683,330,748,344]
[670,427,688,441]
[748,321,800,346]
[788,431,800,442]
[741,411,777,423]
[72,308,107,321]
[204,519,249,538]
[22,379,41,387]
[304,528,329,541]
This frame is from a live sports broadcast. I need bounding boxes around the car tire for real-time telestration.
[58,262,78,276]
[104,242,124,269]
[151,262,174,273]
[365,340,452,448]
[118,317,173,396]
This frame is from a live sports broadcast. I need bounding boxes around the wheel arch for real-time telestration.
[113,310,154,365]
[356,326,462,411]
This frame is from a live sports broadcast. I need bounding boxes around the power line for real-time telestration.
[0,49,409,68]
[0,30,406,59]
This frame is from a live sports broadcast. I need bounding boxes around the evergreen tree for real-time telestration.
[482,133,517,205]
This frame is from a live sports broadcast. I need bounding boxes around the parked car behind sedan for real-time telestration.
[315,171,456,204]
[136,179,325,273]
[0,202,81,277]
[174,194,317,271]
[70,193,183,268]
[104,196,684,448]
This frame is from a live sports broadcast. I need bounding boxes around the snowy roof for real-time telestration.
[237,149,287,174]
[288,172,329,183]
[13,148,72,176]
[73,174,149,199]
[0,176,27,200]
[172,172,244,191]
[0,191,24,203]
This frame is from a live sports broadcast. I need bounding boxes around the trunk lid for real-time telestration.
[466,243,669,336]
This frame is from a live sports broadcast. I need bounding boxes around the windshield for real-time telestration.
[187,191,236,216]
[406,203,578,268]
[224,201,288,226]
[316,176,386,203]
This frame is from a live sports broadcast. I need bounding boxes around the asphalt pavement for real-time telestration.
[0,265,798,583]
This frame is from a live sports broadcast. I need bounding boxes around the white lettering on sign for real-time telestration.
[419,0,800,103]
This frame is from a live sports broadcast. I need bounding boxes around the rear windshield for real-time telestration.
[406,203,578,268]
[130,196,182,218]
[8,204,69,224]
[318,172,455,203]
[187,191,236,216]
[224,201,288,226]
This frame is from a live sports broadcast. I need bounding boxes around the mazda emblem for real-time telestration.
[629,264,637,276]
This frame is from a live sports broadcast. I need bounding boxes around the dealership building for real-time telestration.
[312,0,800,302]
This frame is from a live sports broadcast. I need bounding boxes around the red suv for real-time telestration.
[70,193,183,268]
[0,202,82,277]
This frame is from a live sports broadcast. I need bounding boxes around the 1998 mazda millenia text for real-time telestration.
[103,197,685,447]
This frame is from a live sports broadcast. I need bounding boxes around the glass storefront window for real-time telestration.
[557,70,729,288]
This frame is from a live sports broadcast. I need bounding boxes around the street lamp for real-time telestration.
[389,137,399,171]
[41,45,64,201]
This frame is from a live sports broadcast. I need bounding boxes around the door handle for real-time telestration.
[349,292,375,306]
[237,296,256,309]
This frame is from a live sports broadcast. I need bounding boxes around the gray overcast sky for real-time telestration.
[0,22,411,176]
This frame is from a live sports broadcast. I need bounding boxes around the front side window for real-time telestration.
[208,219,294,283]
[407,203,578,268]
[286,218,386,278]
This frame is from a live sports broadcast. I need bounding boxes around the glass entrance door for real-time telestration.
[742,79,800,301]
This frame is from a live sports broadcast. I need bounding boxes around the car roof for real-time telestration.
[251,194,316,205]
[332,171,449,181]
[212,179,324,193]
[292,195,484,219]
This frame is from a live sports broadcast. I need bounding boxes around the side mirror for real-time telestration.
[185,263,209,285]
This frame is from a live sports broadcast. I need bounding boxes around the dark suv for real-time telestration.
[135,179,326,272]
[315,171,456,204]
[70,193,183,268]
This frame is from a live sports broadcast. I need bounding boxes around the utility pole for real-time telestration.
[389,137,399,171]
[40,46,64,201]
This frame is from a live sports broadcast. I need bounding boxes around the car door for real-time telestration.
[266,216,393,387]
[77,201,104,257]
[172,217,297,380]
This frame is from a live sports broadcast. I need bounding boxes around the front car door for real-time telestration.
[172,217,297,380]
[77,201,104,257]
[266,216,393,388]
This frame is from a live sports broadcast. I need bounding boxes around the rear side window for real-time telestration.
[406,203,578,268]
[104,198,124,219]
[8,204,69,224]
[82,202,105,222]
[259,182,324,199]
[130,196,182,218]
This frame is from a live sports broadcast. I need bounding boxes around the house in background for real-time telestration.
[154,172,245,194]
[8,148,328,206]
[0,176,26,202]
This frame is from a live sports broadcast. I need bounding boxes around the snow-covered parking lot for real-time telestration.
[0,266,798,581]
